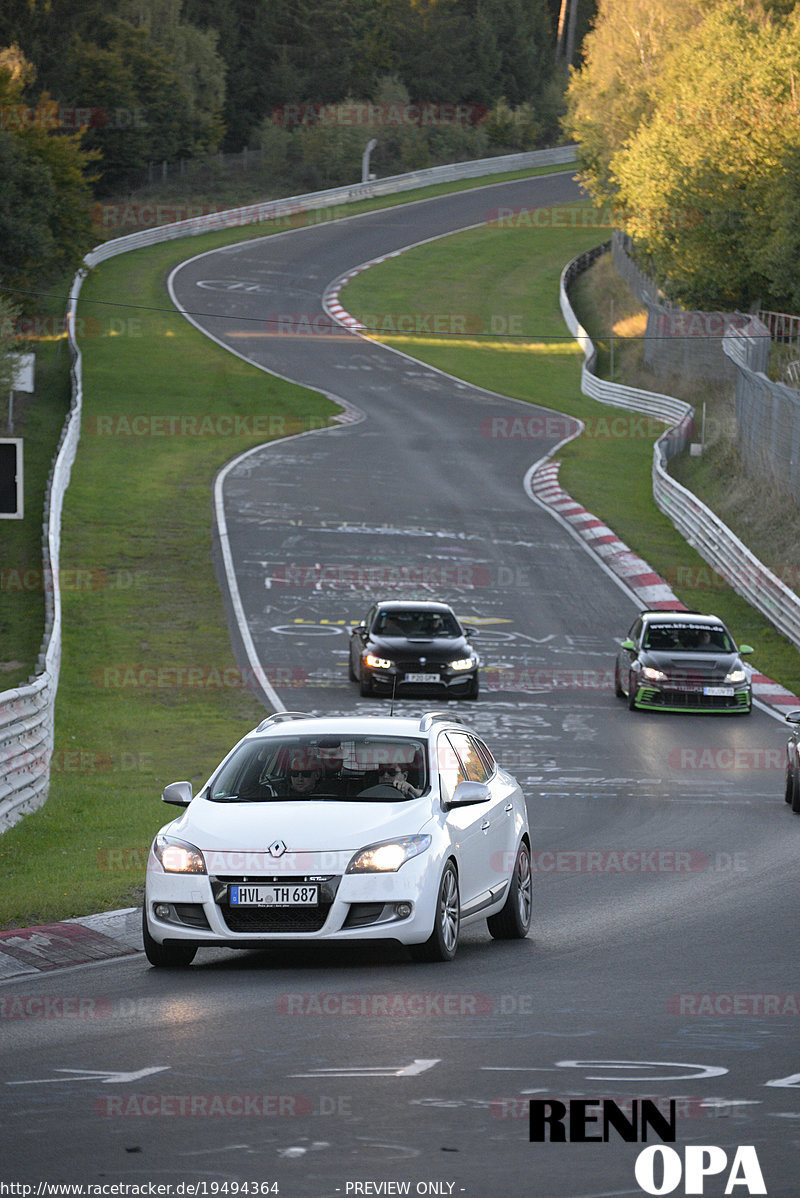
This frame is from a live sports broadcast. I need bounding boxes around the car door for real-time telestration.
[438,731,505,911]
[450,731,515,905]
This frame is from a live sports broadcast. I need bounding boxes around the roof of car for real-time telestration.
[373,599,457,612]
[247,712,469,740]
[641,611,725,627]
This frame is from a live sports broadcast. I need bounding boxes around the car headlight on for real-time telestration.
[364,653,392,670]
[725,668,747,683]
[448,657,475,671]
[642,666,667,682]
[346,834,432,874]
[154,834,207,874]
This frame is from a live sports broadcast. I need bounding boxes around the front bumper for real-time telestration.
[366,666,477,694]
[144,852,444,948]
[632,682,751,712]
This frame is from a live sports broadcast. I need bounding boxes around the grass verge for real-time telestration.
[341,206,800,695]
[0,238,335,927]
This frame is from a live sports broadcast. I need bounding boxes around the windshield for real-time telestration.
[208,734,429,803]
[373,609,461,638]
[643,623,734,652]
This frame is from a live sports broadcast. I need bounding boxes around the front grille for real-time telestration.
[222,904,331,933]
[640,687,749,710]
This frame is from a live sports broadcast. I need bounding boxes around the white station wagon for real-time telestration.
[142,711,532,966]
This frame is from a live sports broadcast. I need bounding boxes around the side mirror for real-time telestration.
[739,644,754,655]
[786,710,800,725]
[621,639,636,651]
[464,626,477,639]
[162,780,192,806]
[448,780,490,807]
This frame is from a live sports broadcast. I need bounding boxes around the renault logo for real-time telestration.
[268,840,287,857]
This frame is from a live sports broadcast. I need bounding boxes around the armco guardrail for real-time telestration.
[560,245,800,650]
[0,284,84,831]
[0,145,577,831]
[85,146,577,266]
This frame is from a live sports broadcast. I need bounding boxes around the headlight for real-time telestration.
[725,668,747,683]
[346,834,431,874]
[642,666,667,682]
[154,834,206,874]
[364,653,392,670]
[448,657,475,671]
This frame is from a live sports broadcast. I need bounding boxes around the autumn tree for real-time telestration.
[563,0,713,204]
[612,1,800,307]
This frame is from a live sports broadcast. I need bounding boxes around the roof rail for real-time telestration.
[254,711,314,732]
[418,711,467,732]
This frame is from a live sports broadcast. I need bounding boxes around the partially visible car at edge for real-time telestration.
[784,710,800,812]
[349,599,480,699]
[614,610,753,713]
[142,710,530,967]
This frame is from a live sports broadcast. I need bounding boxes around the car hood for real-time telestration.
[164,794,434,855]
[642,651,743,677]
[369,634,470,659]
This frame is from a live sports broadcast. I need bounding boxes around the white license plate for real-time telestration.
[229,884,318,907]
[703,686,734,697]
[405,672,440,683]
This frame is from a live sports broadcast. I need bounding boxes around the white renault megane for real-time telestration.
[142,711,532,966]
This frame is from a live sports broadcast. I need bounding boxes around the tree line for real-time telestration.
[565,0,800,311]
[0,0,584,314]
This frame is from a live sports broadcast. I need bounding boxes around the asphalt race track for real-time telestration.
[2,174,800,1198]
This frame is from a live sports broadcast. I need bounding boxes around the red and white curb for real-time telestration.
[531,460,800,716]
[532,461,684,611]
[323,249,409,333]
[0,909,140,981]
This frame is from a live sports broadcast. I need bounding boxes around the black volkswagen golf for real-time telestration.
[615,610,753,713]
[349,600,480,699]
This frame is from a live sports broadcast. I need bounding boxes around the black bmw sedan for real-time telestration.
[349,600,480,699]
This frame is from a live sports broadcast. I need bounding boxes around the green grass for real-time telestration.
[0,298,72,691]
[0,238,336,927]
[341,205,800,696]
